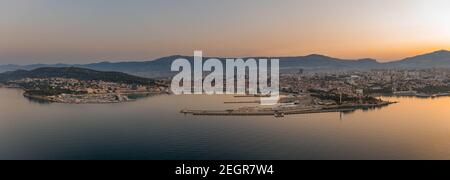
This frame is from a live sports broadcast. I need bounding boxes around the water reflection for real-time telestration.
[25,97,52,105]
[1,88,450,160]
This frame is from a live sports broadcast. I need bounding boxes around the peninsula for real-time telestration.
[0,67,170,104]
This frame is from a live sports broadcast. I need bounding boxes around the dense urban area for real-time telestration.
[1,68,450,116]
[3,78,170,103]
[281,68,450,98]
[185,68,450,117]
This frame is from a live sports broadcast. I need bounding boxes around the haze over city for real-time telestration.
[1,0,450,64]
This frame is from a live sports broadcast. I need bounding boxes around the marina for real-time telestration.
[181,101,395,117]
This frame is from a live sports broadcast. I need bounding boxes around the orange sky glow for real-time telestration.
[1,0,449,64]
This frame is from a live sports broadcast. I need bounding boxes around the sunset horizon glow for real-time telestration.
[1,0,449,64]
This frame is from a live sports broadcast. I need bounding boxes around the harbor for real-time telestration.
[181,101,395,117]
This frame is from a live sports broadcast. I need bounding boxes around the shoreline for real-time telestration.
[23,92,131,104]
[378,92,450,98]
[181,101,396,117]
[22,91,164,104]
[3,85,449,106]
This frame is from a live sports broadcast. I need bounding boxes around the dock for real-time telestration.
[181,108,355,117]
[224,101,260,104]
[180,101,396,117]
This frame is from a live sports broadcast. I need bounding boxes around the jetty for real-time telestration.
[181,101,395,117]
[224,100,260,104]
[181,108,355,117]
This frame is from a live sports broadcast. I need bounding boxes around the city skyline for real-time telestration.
[2,0,450,64]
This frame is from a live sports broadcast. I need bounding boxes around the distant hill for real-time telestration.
[1,50,450,77]
[0,67,157,85]
[386,50,450,68]
[0,56,185,78]
[276,54,381,70]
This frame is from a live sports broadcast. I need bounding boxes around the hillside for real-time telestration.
[1,50,450,77]
[0,67,157,85]
[387,50,450,68]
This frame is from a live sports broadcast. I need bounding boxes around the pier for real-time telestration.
[181,101,396,117]
[182,107,357,117]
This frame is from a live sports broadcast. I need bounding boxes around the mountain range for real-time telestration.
[1,50,450,78]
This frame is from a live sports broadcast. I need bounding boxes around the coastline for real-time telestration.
[22,91,164,104]
[375,93,450,99]
[181,101,396,117]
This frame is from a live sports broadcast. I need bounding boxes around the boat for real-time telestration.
[274,111,285,118]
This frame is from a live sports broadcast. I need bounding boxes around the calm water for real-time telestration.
[0,88,450,160]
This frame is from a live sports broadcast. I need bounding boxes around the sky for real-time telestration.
[1,0,450,64]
